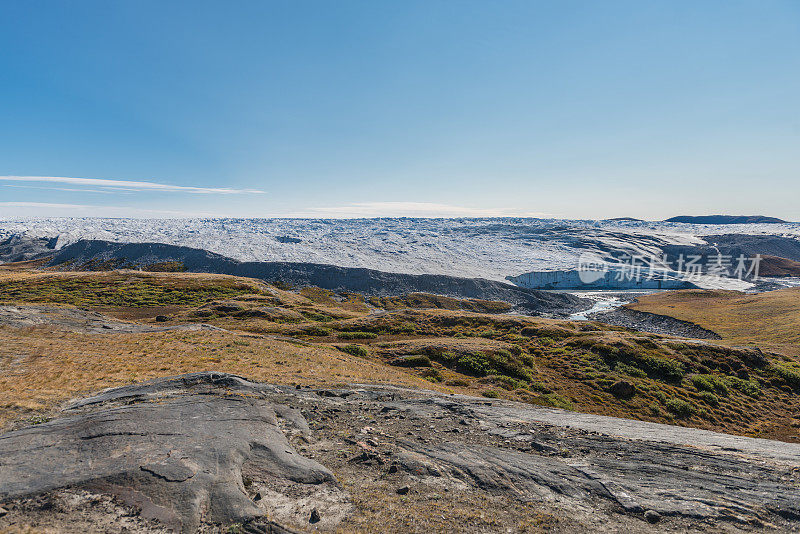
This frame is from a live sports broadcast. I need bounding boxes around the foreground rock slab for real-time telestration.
[0,373,337,532]
[3,372,800,532]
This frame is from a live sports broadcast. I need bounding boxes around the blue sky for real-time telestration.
[1,1,798,220]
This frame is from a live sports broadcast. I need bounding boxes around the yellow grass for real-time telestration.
[628,288,800,356]
[0,326,451,430]
[4,268,800,442]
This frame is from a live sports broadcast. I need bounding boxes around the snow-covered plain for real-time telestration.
[2,218,799,286]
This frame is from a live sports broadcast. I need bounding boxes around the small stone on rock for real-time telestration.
[644,510,661,523]
[396,485,410,495]
[309,508,321,523]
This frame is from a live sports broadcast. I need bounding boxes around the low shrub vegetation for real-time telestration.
[699,391,720,406]
[614,362,647,378]
[389,355,432,367]
[665,398,694,418]
[4,267,798,441]
[303,326,332,337]
[726,376,760,397]
[691,374,729,396]
[336,331,378,340]
[0,274,258,307]
[339,344,369,358]
[772,363,800,389]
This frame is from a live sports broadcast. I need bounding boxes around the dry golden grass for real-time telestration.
[376,337,516,355]
[337,477,559,533]
[0,326,452,430]
[0,269,268,308]
[0,257,51,272]
[0,268,257,284]
[369,292,512,313]
[628,288,800,356]
[299,287,372,313]
[4,268,800,442]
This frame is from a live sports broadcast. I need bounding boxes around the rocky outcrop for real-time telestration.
[703,233,800,262]
[0,235,57,263]
[507,268,696,290]
[758,255,800,277]
[665,215,787,224]
[3,373,800,532]
[659,234,800,281]
[0,305,223,334]
[0,374,339,532]
[589,307,722,339]
[510,233,800,290]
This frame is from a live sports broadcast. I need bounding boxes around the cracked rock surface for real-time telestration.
[0,373,337,532]
[2,372,800,532]
[0,304,225,334]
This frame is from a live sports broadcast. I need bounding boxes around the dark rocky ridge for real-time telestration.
[0,235,58,263]
[3,373,800,532]
[656,233,800,280]
[757,255,800,277]
[665,215,788,224]
[589,307,722,339]
[45,239,589,316]
[512,233,800,290]
[703,233,800,262]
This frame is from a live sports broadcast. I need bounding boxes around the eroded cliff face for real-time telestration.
[2,372,800,533]
[507,268,696,290]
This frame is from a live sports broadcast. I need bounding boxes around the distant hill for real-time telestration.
[759,255,800,277]
[44,239,588,316]
[605,217,644,222]
[0,235,57,263]
[665,215,787,224]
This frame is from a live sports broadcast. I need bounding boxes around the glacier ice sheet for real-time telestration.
[1,217,798,290]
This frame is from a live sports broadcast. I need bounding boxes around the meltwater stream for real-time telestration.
[566,290,663,321]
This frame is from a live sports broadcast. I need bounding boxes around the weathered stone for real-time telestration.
[0,373,335,533]
[609,380,636,398]
[4,373,800,532]
[644,510,661,523]
[0,305,222,334]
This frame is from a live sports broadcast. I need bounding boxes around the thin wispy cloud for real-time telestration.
[2,184,119,194]
[0,176,265,194]
[294,202,554,219]
[0,201,217,218]
[0,202,94,209]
